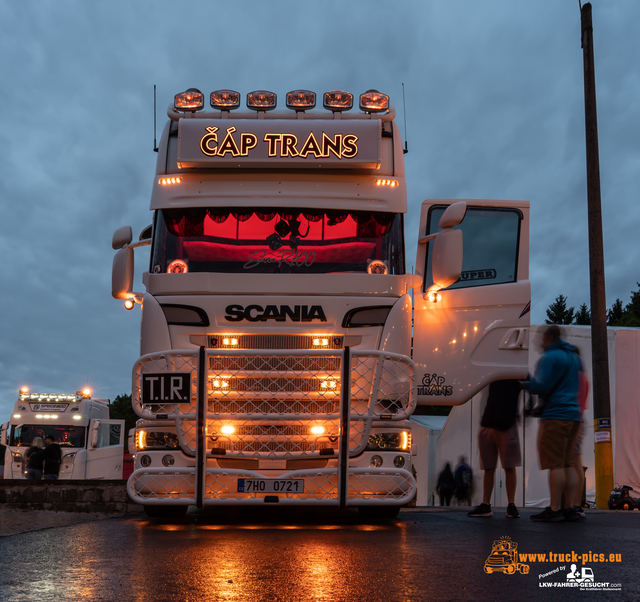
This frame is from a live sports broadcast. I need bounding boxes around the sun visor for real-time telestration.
[177,119,381,169]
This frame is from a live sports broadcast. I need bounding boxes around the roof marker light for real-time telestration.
[124,299,135,310]
[286,90,316,111]
[247,90,277,111]
[359,89,389,113]
[323,90,353,112]
[211,89,241,110]
[174,88,205,112]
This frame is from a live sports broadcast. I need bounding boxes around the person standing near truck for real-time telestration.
[24,436,45,480]
[468,379,522,518]
[42,435,62,480]
[521,325,582,522]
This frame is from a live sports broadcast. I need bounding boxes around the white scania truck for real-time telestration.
[2,388,125,479]
[112,88,530,517]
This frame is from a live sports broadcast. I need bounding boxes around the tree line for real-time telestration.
[545,283,640,327]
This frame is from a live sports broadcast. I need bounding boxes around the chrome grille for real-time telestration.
[234,440,314,453]
[209,356,340,372]
[208,398,339,415]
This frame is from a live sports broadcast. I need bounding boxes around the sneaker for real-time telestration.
[563,506,580,522]
[468,503,493,517]
[530,506,565,522]
[506,503,520,518]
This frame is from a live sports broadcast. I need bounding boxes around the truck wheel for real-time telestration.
[357,506,400,520]
[620,499,632,511]
[143,505,188,519]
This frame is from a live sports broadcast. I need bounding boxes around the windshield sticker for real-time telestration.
[460,269,497,282]
[244,250,316,270]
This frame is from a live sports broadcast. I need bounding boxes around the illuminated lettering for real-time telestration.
[281,134,299,157]
[240,133,258,156]
[200,126,219,156]
[342,134,358,158]
[322,132,342,158]
[217,126,241,156]
[299,132,323,158]
[264,133,282,156]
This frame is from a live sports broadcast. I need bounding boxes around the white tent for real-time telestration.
[409,415,448,506]
[430,325,640,508]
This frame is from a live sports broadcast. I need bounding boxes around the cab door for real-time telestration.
[413,199,530,405]
[86,419,125,479]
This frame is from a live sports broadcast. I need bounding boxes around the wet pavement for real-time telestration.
[0,506,638,601]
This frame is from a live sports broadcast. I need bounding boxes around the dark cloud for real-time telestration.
[1,1,639,415]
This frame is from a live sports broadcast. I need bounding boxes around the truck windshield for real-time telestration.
[10,425,86,448]
[151,208,405,275]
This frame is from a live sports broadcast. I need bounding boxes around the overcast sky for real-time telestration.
[1,1,638,415]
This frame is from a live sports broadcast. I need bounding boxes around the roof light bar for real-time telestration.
[286,89,316,111]
[323,90,354,112]
[174,88,205,112]
[210,89,241,110]
[247,90,277,111]
[359,89,389,113]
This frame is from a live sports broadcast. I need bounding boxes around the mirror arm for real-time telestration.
[128,240,152,249]
[417,232,438,245]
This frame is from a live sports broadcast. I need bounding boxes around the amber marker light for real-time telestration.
[427,292,442,303]
[212,380,229,389]
[313,338,329,347]
[124,299,135,310]
[286,90,316,111]
[20,386,29,394]
[159,177,182,186]
[174,88,205,112]
[82,388,91,397]
[210,89,241,110]
[311,425,325,436]
[321,380,337,390]
[375,179,399,187]
[247,90,277,111]
[222,338,239,346]
[220,425,235,435]
[323,90,353,112]
[359,89,389,113]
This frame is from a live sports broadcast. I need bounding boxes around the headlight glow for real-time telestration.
[310,425,325,436]
[220,425,235,435]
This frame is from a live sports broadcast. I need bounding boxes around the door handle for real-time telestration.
[498,328,528,350]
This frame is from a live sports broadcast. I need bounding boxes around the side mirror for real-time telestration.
[112,247,134,299]
[139,224,152,241]
[90,420,101,448]
[112,226,133,250]
[432,229,463,289]
[438,201,467,228]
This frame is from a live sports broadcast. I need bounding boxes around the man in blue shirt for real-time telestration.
[522,325,582,522]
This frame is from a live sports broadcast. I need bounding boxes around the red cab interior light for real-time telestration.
[286,90,316,111]
[323,90,354,112]
[211,89,241,110]
[174,88,205,112]
[247,90,277,111]
[359,89,389,113]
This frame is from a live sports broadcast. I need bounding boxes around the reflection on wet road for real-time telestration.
[1,507,638,601]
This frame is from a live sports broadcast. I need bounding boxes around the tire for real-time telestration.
[620,499,632,511]
[143,505,189,519]
[506,564,516,575]
[484,567,493,574]
[357,506,401,520]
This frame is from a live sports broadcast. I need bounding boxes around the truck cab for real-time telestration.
[113,88,530,515]
[2,388,125,479]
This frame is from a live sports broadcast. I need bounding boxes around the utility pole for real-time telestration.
[580,2,613,508]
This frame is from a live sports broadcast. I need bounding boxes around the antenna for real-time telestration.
[153,85,159,153]
[402,83,408,154]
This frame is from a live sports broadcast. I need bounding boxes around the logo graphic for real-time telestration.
[484,536,530,575]
[224,304,327,323]
[417,373,452,396]
[567,564,594,584]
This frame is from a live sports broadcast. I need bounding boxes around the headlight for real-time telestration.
[366,431,411,452]
[140,455,152,468]
[137,431,180,450]
[393,456,405,468]
[370,455,383,468]
[162,455,175,467]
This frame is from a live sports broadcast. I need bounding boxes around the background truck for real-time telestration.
[2,388,125,479]
[112,87,530,517]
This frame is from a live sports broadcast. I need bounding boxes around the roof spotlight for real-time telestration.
[323,90,354,112]
[286,90,316,111]
[210,89,241,110]
[359,89,389,113]
[174,88,205,112]
[247,90,277,111]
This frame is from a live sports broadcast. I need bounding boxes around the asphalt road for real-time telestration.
[1,507,638,602]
